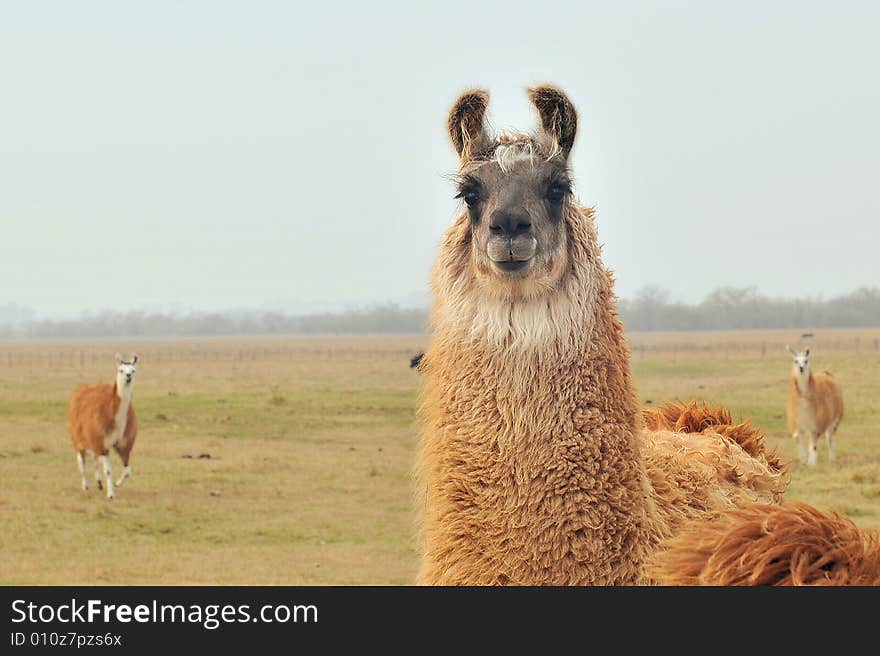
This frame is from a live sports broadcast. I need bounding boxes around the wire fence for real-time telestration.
[628,335,880,359]
[0,340,427,367]
[1,332,879,367]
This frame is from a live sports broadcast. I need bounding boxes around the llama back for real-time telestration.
[638,401,788,575]
[67,382,120,452]
[643,428,787,537]
[643,400,785,474]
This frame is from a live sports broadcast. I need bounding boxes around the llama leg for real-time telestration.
[77,452,87,490]
[115,466,132,487]
[793,431,807,464]
[115,454,132,487]
[93,453,103,490]
[806,432,818,466]
[825,426,837,462]
[101,454,115,499]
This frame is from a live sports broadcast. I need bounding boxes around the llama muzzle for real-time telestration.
[487,235,536,269]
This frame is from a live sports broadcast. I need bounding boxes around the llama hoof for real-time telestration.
[97,480,103,490]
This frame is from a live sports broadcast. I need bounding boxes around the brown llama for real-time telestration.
[649,502,880,585]
[67,353,139,499]
[415,86,787,585]
[786,346,844,465]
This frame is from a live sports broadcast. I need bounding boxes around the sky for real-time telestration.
[2,1,878,318]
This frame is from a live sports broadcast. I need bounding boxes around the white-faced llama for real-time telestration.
[67,353,139,499]
[415,85,786,585]
[785,346,844,465]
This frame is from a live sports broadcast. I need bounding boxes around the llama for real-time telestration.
[67,353,139,499]
[785,346,844,465]
[415,86,786,585]
[649,502,880,585]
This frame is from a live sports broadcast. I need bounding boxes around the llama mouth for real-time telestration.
[492,259,531,274]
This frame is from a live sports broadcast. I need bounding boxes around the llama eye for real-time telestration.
[546,184,568,204]
[462,190,480,207]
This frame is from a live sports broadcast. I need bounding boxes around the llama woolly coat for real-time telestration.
[67,382,138,457]
[648,502,880,585]
[786,372,844,436]
[416,202,787,585]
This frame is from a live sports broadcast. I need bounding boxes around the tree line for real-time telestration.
[2,287,879,338]
[617,286,880,331]
[0,304,427,339]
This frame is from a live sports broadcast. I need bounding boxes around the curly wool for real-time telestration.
[643,426,786,543]
[643,400,786,476]
[416,201,787,585]
[648,502,880,585]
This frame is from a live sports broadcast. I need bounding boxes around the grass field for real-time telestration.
[1,329,878,585]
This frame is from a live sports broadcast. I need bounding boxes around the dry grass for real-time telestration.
[0,336,426,585]
[0,329,877,584]
[630,328,880,529]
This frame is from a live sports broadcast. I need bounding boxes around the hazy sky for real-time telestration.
[2,1,878,318]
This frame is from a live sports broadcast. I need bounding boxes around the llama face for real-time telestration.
[115,352,138,388]
[455,152,571,289]
[788,347,810,375]
[447,86,579,301]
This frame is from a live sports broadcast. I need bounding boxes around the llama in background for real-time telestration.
[786,346,844,465]
[67,353,139,499]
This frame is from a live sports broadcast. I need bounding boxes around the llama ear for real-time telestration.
[448,89,492,161]
[527,85,578,159]
[115,352,123,365]
[804,348,810,357]
[131,353,139,365]
[786,345,795,355]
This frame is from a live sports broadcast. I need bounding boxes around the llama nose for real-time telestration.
[489,208,532,238]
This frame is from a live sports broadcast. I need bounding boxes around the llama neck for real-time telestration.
[794,369,811,396]
[419,215,654,584]
[115,381,133,402]
[114,381,133,431]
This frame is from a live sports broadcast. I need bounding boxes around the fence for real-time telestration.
[1,332,879,367]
